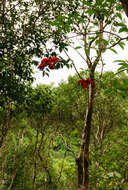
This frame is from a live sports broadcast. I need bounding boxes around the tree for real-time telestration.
[1,0,128,189]
[0,0,68,148]
[37,1,128,189]
[49,72,127,189]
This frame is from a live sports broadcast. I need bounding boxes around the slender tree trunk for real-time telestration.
[76,74,95,190]
[8,171,17,190]
[32,161,37,190]
[32,130,39,190]
[0,98,11,148]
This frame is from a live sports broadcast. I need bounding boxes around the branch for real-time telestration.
[92,21,104,72]
[64,50,83,79]
[88,30,122,39]
[21,2,45,40]
[86,37,97,68]
[104,37,128,49]
[85,30,128,50]
[58,133,76,159]
[70,45,86,62]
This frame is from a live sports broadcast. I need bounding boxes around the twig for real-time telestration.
[104,37,128,49]
[58,133,76,159]
[70,45,86,62]
[64,50,83,79]
[87,30,123,39]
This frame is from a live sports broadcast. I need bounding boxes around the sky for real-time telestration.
[33,44,128,87]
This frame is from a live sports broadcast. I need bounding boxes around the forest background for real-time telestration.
[0,0,128,190]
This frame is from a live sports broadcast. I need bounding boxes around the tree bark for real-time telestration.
[120,0,128,17]
[77,76,95,190]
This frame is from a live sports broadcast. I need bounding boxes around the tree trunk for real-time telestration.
[32,130,39,190]
[8,171,17,190]
[32,161,37,190]
[120,0,128,17]
[76,77,95,190]
[0,98,11,148]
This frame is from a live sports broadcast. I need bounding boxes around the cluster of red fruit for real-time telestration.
[78,78,95,88]
[38,57,59,70]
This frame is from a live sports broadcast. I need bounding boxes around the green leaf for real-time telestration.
[116,13,122,20]
[83,0,92,6]
[85,49,89,56]
[102,39,109,46]
[86,8,94,16]
[74,46,82,50]
[118,42,125,49]
[56,15,66,21]
[112,79,119,88]
[119,27,128,33]
[114,60,126,63]
[118,62,128,67]
[95,40,99,45]
[110,48,118,54]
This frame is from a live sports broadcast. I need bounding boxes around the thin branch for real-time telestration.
[99,56,105,81]
[21,2,44,40]
[58,133,76,159]
[64,50,83,79]
[87,30,123,39]
[70,45,86,62]
[67,34,82,39]
[72,30,124,40]
[104,37,128,49]
[86,37,97,68]
[92,21,104,72]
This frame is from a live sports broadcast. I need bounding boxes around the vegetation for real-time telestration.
[0,0,128,190]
